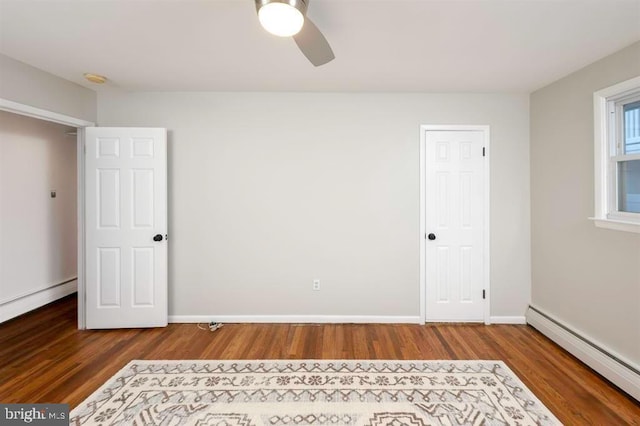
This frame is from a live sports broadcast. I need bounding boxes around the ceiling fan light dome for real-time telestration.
[258,1,305,37]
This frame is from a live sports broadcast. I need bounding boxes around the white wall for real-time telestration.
[97,91,530,321]
[0,110,78,321]
[0,54,96,123]
[530,42,640,364]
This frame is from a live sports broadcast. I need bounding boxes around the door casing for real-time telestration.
[419,124,491,324]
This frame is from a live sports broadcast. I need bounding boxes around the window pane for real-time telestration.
[618,160,640,213]
[624,101,640,154]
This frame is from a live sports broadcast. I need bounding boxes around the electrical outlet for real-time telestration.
[313,279,320,291]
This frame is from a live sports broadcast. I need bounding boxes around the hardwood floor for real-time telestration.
[1,295,638,424]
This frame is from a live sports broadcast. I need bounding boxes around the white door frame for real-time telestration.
[419,124,491,324]
[0,98,94,329]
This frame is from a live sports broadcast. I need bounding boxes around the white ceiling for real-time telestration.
[0,0,639,93]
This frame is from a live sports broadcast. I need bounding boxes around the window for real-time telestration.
[592,76,640,233]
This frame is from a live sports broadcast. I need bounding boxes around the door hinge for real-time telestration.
[482,289,486,299]
[482,147,486,157]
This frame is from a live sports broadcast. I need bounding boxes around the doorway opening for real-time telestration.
[0,99,94,328]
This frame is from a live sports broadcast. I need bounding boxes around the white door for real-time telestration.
[424,129,486,322]
[84,127,168,329]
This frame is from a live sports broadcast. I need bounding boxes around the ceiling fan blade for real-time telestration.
[293,18,335,66]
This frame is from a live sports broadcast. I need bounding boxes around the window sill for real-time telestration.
[590,217,640,234]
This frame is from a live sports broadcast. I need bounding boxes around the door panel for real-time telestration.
[98,247,120,307]
[85,127,167,329]
[425,130,485,322]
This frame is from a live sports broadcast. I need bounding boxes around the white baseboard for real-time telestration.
[169,315,422,324]
[526,305,640,401]
[0,279,77,323]
[490,316,526,324]
[169,315,525,325]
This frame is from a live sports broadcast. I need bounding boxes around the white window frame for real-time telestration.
[592,76,640,234]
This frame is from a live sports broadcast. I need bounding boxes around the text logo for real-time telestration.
[1,404,68,425]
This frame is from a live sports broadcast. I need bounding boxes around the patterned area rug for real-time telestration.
[70,360,561,425]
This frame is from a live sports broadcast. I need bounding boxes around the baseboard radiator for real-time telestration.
[526,305,640,401]
[0,278,77,323]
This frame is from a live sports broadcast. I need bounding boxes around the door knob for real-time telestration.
[428,233,436,240]
[153,234,163,242]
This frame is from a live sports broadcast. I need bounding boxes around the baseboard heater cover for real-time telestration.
[0,279,77,323]
[526,305,640,401]
[0,277,77,305]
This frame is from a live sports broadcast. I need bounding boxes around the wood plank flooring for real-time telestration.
[1,295,638,424]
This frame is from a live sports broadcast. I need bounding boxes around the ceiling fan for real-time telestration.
[255,0,335,66]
